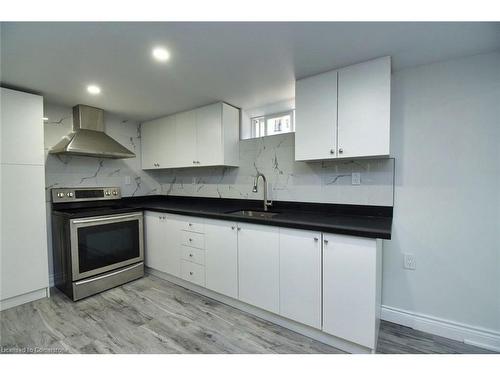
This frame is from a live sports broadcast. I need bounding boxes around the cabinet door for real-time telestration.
[337,56,391,158]
[323,233,377,349]
[1,88,44,165]
[205,219,238,299]
[157,115,177,168]
[1,164,48,300]
[175,110,197,167]
[141,119,162,169]
[279,228,322,329]
[196,103,222,166]
[144,212,181,277]
[238,223,280,313]
[295,70,338,161]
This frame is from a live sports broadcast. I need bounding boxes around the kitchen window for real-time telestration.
[250,110,295,138]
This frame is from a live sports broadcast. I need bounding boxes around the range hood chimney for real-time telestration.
[49,105,136,159]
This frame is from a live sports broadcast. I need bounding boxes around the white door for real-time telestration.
[1,164,48,300]
[337,56,391,158]
[1,88,44,165]
[204,219,238,299]
[238,223,280,314]
[279,228,322,329]
[156,115,177,168]
[322,233,378,349]
[295,70,338,161]
[141,119,162,169]
[195,103,222,166]
[144,212,181,277]
[144,211,166,271]
[175,110,197,167]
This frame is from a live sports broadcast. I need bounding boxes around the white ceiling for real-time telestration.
[1,22,499,121]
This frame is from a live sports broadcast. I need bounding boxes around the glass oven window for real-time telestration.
[77,220,140,273]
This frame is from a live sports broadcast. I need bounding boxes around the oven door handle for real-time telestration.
[72,213,142,224]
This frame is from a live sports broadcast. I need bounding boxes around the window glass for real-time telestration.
[250,110,294,138]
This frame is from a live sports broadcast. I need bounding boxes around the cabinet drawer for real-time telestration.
[180,260,205,286]
[181,231,205,249]
[180,218,204,233]
[181,246,205,265]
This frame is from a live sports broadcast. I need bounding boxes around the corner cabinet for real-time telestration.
[141,102,240,169]
[295,56,391,161]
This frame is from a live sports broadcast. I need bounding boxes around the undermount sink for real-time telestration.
[226,210,280,219]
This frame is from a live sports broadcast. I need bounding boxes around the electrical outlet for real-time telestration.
[403,253,416,270]
[124,176,131,185]
[351,172,361,185]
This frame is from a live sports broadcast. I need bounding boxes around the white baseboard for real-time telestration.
[0,288,48,311]
[381,305,500,352]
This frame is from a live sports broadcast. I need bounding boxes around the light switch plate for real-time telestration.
[351,172,361,185]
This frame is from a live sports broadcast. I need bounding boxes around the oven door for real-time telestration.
[70,212,144,280]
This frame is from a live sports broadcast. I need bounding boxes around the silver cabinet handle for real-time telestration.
[189,238,192,242]
[338,148,343,154]
[314,237,319,241]
[188,223,193,226]
[330,149,335,154]
[237,227,241,231]
[324,239,329,244]
[189,254,193,257]
[231,226,235,230]
[189,272,193,275]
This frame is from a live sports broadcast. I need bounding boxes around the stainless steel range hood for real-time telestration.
[49,105,136,159]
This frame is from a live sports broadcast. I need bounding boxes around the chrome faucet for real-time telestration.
[253,173,273,211]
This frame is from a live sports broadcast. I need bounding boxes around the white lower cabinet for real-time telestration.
[322,233,381,349]
[279,228,322,329]
[204,219,238,299]
[237,223,280,314]
[144,211,382,351]
[144,211,182,277]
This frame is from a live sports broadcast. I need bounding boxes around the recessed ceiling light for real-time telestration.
[152,47,170,62]
[87,85,101,95]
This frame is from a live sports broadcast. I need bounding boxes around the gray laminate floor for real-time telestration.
[0,275,495,354]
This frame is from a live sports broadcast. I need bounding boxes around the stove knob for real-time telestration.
[105,191,111,196]
[57,192,64,198]
[112,190,118,196]
[67,192,74,198]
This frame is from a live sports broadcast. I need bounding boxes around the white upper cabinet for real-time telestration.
[175,109,197,167]
[141,102,240,169]
[337,56,391,158]
[295,70,338,161]
[295,56,391,161]
[1,88,44,165]
[279,228,322,329]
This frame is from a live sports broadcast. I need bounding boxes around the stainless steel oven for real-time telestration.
[70,213,144,280]
[51,187,145,301]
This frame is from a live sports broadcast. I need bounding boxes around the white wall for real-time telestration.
[383,52,500,340]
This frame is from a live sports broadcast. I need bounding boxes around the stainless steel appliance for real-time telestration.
[49,105,136,159]
[51,187,144,301]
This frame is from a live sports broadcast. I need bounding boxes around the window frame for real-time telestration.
[250,109,295,139]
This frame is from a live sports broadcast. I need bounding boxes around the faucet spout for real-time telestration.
[254,173,272,211]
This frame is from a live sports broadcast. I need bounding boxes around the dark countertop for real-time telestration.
[121,196,393,239]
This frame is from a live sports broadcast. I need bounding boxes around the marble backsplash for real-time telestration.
[155,134,394,206]
[44,103,394,206]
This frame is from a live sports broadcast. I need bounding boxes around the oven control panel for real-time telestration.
[52,187,121,203]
